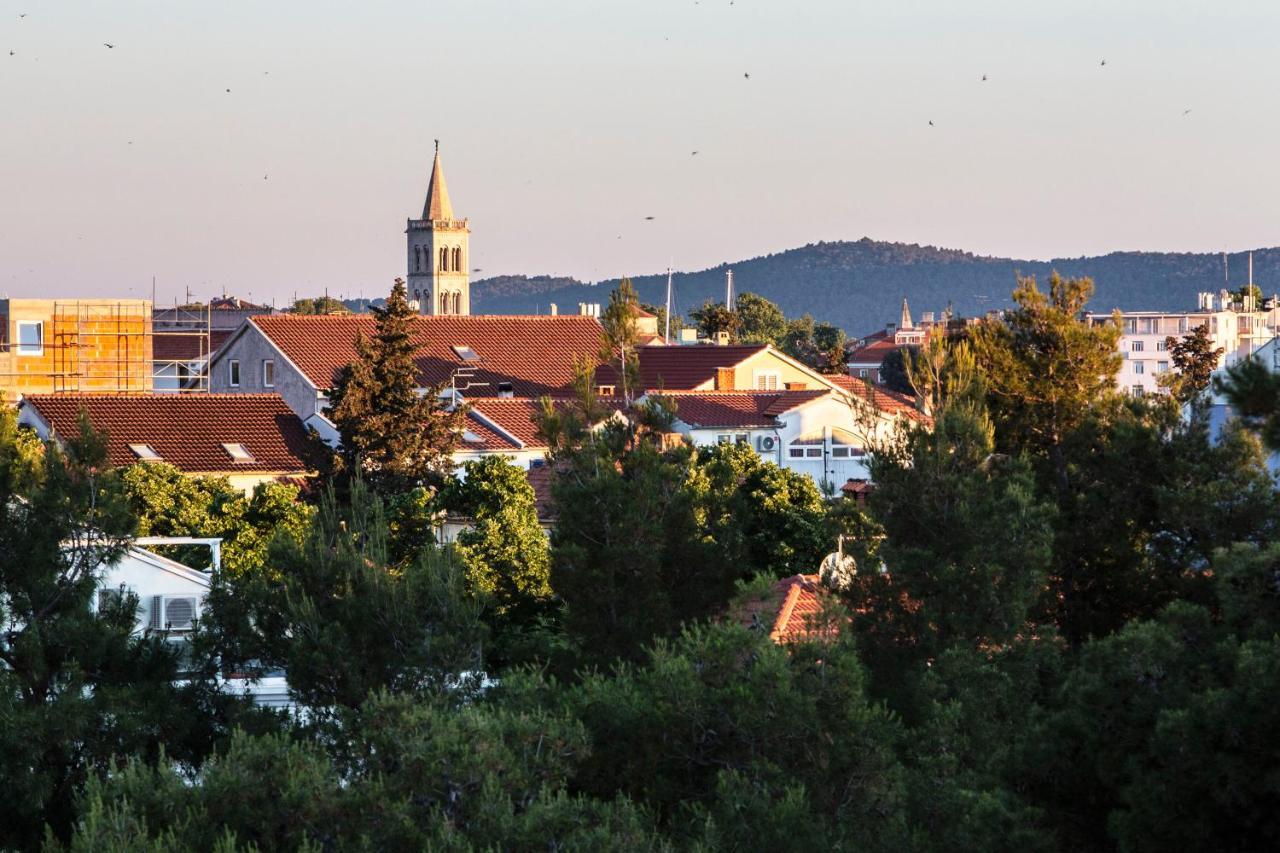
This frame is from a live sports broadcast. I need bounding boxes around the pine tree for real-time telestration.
[598,278,642,403]
[1160,323,1223,402]
[326,278,466,495]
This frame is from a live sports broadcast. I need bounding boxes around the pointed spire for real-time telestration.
[900,296,913,330]
[422,140,455,221]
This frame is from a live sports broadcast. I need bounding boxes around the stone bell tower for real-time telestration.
[406,141,470,315]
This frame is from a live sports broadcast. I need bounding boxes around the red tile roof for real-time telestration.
[597,344,768,391]
[465,397,628,450]
[247,315,604,396]
[525,465,556,521]
[665,390,828,429]
[845,334,900,365]
[733,574,839,645]
[153,330,232,362]
[828,375,930,424]
[23,394,312,473]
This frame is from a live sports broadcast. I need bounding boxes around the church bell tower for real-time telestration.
[407,141,470,315]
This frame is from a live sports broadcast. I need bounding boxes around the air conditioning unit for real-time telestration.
[150,595,200,632]
[756,435,778,452]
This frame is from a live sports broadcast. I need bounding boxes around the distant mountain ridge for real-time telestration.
[471,239,1280,337]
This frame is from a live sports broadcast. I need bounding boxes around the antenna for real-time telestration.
[1224,252,1229,288]
[725,268,734,308]
[665,266,673,343]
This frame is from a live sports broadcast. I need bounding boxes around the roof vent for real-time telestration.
[221,442,256,464]
[128,443,162,462]
[452,345,480,362]
[497,381,514,398]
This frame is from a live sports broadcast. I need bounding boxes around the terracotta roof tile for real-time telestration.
[23,394,312,473]
[249,315,603,396]
[665,390,828,429]
[597,344,767,391]
[732,574,840,645]
[828,375,930,424]
[525,465,556,521]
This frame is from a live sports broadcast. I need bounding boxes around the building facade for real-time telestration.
[407,142,470,316]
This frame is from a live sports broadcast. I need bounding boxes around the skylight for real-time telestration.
[128,443,162,462]
[221,442,256,464]
[452,344,480,362]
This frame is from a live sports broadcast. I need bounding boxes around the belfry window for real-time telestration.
[439,247,448,271]
[414,246,421,272]
[451,292,461,314]
[452,247,462,271]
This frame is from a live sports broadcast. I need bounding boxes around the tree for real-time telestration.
[1215,355,1280,451]
[289,295,349,315]
[599,278,642,403]
[325,278,465,495]
[1159,323,1223,402]
[200,479,486,715]
[878,346,916,394]
[690,299,740,341]
[120,462,312,576]
[0,411,244,848]
[782,314,847,373]
[735,291,787,346]
[971,272,1122,495]
[442,457,554,658]
[641,301,684,341]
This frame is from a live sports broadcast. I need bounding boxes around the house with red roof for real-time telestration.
[209,314,605,423]
[18,394,313,494]
[731,574,841,646]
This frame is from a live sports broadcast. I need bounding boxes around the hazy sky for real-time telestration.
[3,1,1279,306]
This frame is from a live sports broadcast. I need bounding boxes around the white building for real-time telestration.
[1088,290,1279,397]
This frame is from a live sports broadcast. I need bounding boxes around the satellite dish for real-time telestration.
[819,551,857,590]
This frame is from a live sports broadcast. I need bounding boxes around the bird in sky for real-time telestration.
[691,150,699,155]
[644,216,655,221]
[103,43,114,49]
[225,88,231,93]
[263,174,268,180]
[8,50,14,56]
[1100,58,1106,66]
[19,13,27,18]
[928,120,935,127]
[743,72,750,79]
[472,267,483,273]
[982,74,988,81]
[1182,109,1192,116]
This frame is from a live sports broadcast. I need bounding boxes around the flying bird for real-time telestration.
[743,72,750,79]
[103,43,114,49]
[19,13,27,18]
[8,50,13,56]
[472,267,483,273]
[1182,109,1192,116]
[225,88,231,93]
[263,174,268,180]
[981,74,988,81]
[644,216,655,220]
[691,150,698,155]
[928,120,935,127]
[1100,58,1106,66]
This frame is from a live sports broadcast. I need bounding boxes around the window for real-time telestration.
[1157,361,1169,374]
[1133,361,1144,375]
[831,429,865,459]
[1156,340,1168,351]
[1131,340,1144,352]
[128,443,162,462]
[754,371,780,391]
[16,321,42,355]
[1132,385,1144,397]
[221,443,255,464]
[596,384,616,396]
[439,247,448,271]
[452,292,461,314]
[229,359,241,387]
[263,359,275,387]
[452,247,462,271]
[788,447,805,459]
[857,368,868,378]
[414,246,421,272]
[717,434,733,445]
[452,345,479,362]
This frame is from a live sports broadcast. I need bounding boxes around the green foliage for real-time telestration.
[599,278,642,402]
[1159,323,1223,402]
[1216,355,1280,451]
[120,462,312,575]
[734,291,788,346]
[443,457,554,662]
[199,479,485,714]
[325,277,465,495]
[782,313,847,373]
[288,295,349,315]
[690,299,740,341]
[641,301,684,340]
[878,346,916,394]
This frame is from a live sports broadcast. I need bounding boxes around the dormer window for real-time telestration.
[221,443,255,464]
[128,443,162,462]
[452,345,480,362]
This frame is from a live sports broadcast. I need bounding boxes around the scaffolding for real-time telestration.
[48,301,154,394]
[151,304,213,393]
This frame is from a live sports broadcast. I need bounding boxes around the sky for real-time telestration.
[2,0,1279,306]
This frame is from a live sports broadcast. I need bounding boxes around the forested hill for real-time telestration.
[470,239,1280,337]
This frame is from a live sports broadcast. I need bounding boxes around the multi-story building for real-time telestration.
[407,142,471,316]
[0,298,153,401]
[1088,290,1279,397]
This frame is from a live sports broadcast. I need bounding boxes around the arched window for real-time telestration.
[414,246,421,272]
[439,247,448,271]
[451,291,461,314]
[452,247,462,272]
[439,291,448,314]
[829,429,865,459]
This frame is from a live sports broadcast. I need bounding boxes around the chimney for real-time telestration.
[784,381,807,391]
[549,303,558,316]
[714,330,730,346]
[715,367,735,390]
